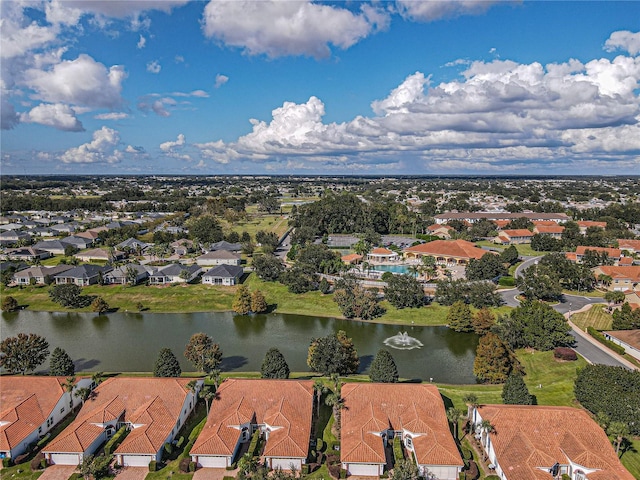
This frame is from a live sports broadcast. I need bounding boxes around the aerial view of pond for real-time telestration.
[1,311,479,384]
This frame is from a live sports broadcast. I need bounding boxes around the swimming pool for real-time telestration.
[372,264,412,274]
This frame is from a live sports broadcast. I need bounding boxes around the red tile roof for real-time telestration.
[476,405,635,480]
[534,225,565,234]
[576,246,621,258]
[341,254,363,263]
[593,266,640,282]
[618,239,640,253]
[404,240,491,260]
[369,248,395,256]
[532,220,558,227]
[0,376,71,452]
[190,379,313,460]
[500,229,533,238]
[341,384,462,468]
[577,221,607,229]
[44,378,195,455]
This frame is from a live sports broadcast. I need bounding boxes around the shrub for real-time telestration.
[461,447,472,461]
[553,347,577,361]
[392,436,404,465]
[36,433,51,448]
[316,438,324,452]
[30,453,45,470]
[587,327,626,355]
[485,476,500,480]
[2,457,12,467]
[104,426,128,456]
[164,442,173,456]
[179,457,191,473]
[459,473,466,480]
[148,460,157,472]
[176,436,185,449]
[223,476,236,480]
[340,468,347,479]
[189,461,196,472]
[301,464,310,474]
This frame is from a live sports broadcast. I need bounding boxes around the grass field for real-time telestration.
[219,213,290,239]
[570,304,613,331]
[621,438,640,479]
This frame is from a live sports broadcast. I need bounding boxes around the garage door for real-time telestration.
[122,455,153,467]
[270,458,301,471]
[49,453,81,465]
[346,463,381,476]
[197,456,229,468]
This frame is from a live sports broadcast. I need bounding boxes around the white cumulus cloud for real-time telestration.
[160,133,186,151]
[21,103,84,131]
[202,0,389,58]
[94,112,130,120]
[605,30,640,56]
[24,54,127,109]
[60,126,121,164]
[395,0,502,22]
[137,35,147,49]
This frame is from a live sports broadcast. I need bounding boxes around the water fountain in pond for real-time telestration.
[383,331,424,350]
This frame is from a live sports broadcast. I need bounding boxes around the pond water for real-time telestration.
[1,311,479,384]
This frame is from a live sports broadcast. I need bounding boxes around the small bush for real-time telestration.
[36,433,51,448]
[225,466,235,471]
[316,438,324,452]
[458,472,466,480]
[148,460,157,472]
[2,457,13,467]
[104,426,129,456]
[561,475,571,480]
[30,453,45,470]
[340,468,347,479]
[461,447,472,461]
[485,476,500,480]
[176,436,185,449]
[553,347,577,361]
[326,454,339,465]
[164,442,173,456]
[189,461,197,472]
[179,457,191,473]
[69,473,83,480]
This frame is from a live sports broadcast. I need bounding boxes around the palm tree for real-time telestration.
[325,392,345,440]
[446,407,464,441]
[74,387,92,406]
[462,393,479,421]
[63,376,76,408]
[199,386,217,416]
[91,371,104,389]
[209,369,221,391]
[607,421,629,456]
[479,419,495,448]
[313,380,327,417]
[408,265,420,279]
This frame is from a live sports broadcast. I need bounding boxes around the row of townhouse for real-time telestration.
[2,377,633,480]
[12,262,244,287]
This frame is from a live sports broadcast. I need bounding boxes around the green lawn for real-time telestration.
[620,438,640,479]
[220,213,290,239]
[570,304,613,331]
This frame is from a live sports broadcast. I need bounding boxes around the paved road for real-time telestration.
[503,256,628,369]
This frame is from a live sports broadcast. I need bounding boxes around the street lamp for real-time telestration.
[569,302,572,317]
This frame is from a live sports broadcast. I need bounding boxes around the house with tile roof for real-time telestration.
[533,225,565,239]
[12,265,73,285]
[617,239,640,255]
[103,264,152,285]
[340,383,463,480]
[1,376,93,461]
[43,377,202,467]
[53,264,112,286]
[577,221,607,234]
[403,239,492,266]
[427,224,455,239]
[593,266,640,292]
[190,379,314,471]
[574,246,622,265]
[493,229,534,245]
[471,405,635,480]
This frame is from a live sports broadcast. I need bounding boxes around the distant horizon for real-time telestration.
[1,1,639,175]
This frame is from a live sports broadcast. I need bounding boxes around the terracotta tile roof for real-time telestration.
[593,266,640,282]
[618,239,640,253]
[493,220,510,228]
[341,254,363,263]
[603,330,640,350]
[476,405,635,480]
[369,248,395,256]
[534,225,565,234]
[340,384,462,468]
[44,378,195,455]
[578,221,607,229]
[427,224,454,231]
[532,220,558,226]
[0,376,70,452]
[403,240,490,260]
[191,379,313,460]
[619,257,634,265]
[500,229,533,238]
[566,252,577,261]
[576,246,622,258]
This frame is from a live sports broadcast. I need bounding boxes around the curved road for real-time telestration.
[502,255,630,369]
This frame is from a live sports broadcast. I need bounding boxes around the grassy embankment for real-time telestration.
[1,273,512,326]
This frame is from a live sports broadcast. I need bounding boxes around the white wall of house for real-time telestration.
[197,258,241,267]
[269,457,303,470]
[202,276,238,286]
[603,334,640,361]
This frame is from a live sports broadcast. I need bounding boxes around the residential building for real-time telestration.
[2,247,52,262]
[593,266,640,292]
[340,383,463,480]
[404,239,492,265]
[617,239,640,255]
[54,265,112,286]
[43,377,201,467]
[494,229,534,245]
[426,224,455,239]
[31,240,72,256]
[205,241,242,253]
[116,238,150,252]
[602,330,640,361]
[196,250,242,267]
[148,264,201,284]
[533,225,565,239]
[171,239,194,256]
[190,379,314,471]
[13,265,73,285]
[577,221,607,234]
[434,212,570,225]
[74,248,125,263]
[202,265,244,286]
[1,376,93,461]
[103,264,151,285]
[471,404,634,480]
[575,246,622,264]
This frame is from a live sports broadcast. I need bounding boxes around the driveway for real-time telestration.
[193,467,234,480]
[38,465,77,480]
[114,466,148,480]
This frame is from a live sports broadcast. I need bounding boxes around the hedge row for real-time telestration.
[104,426,129,456]
[586,327,626,355]
[392,436,403,467]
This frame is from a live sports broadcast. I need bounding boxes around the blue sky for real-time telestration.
[1,1,639,175]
